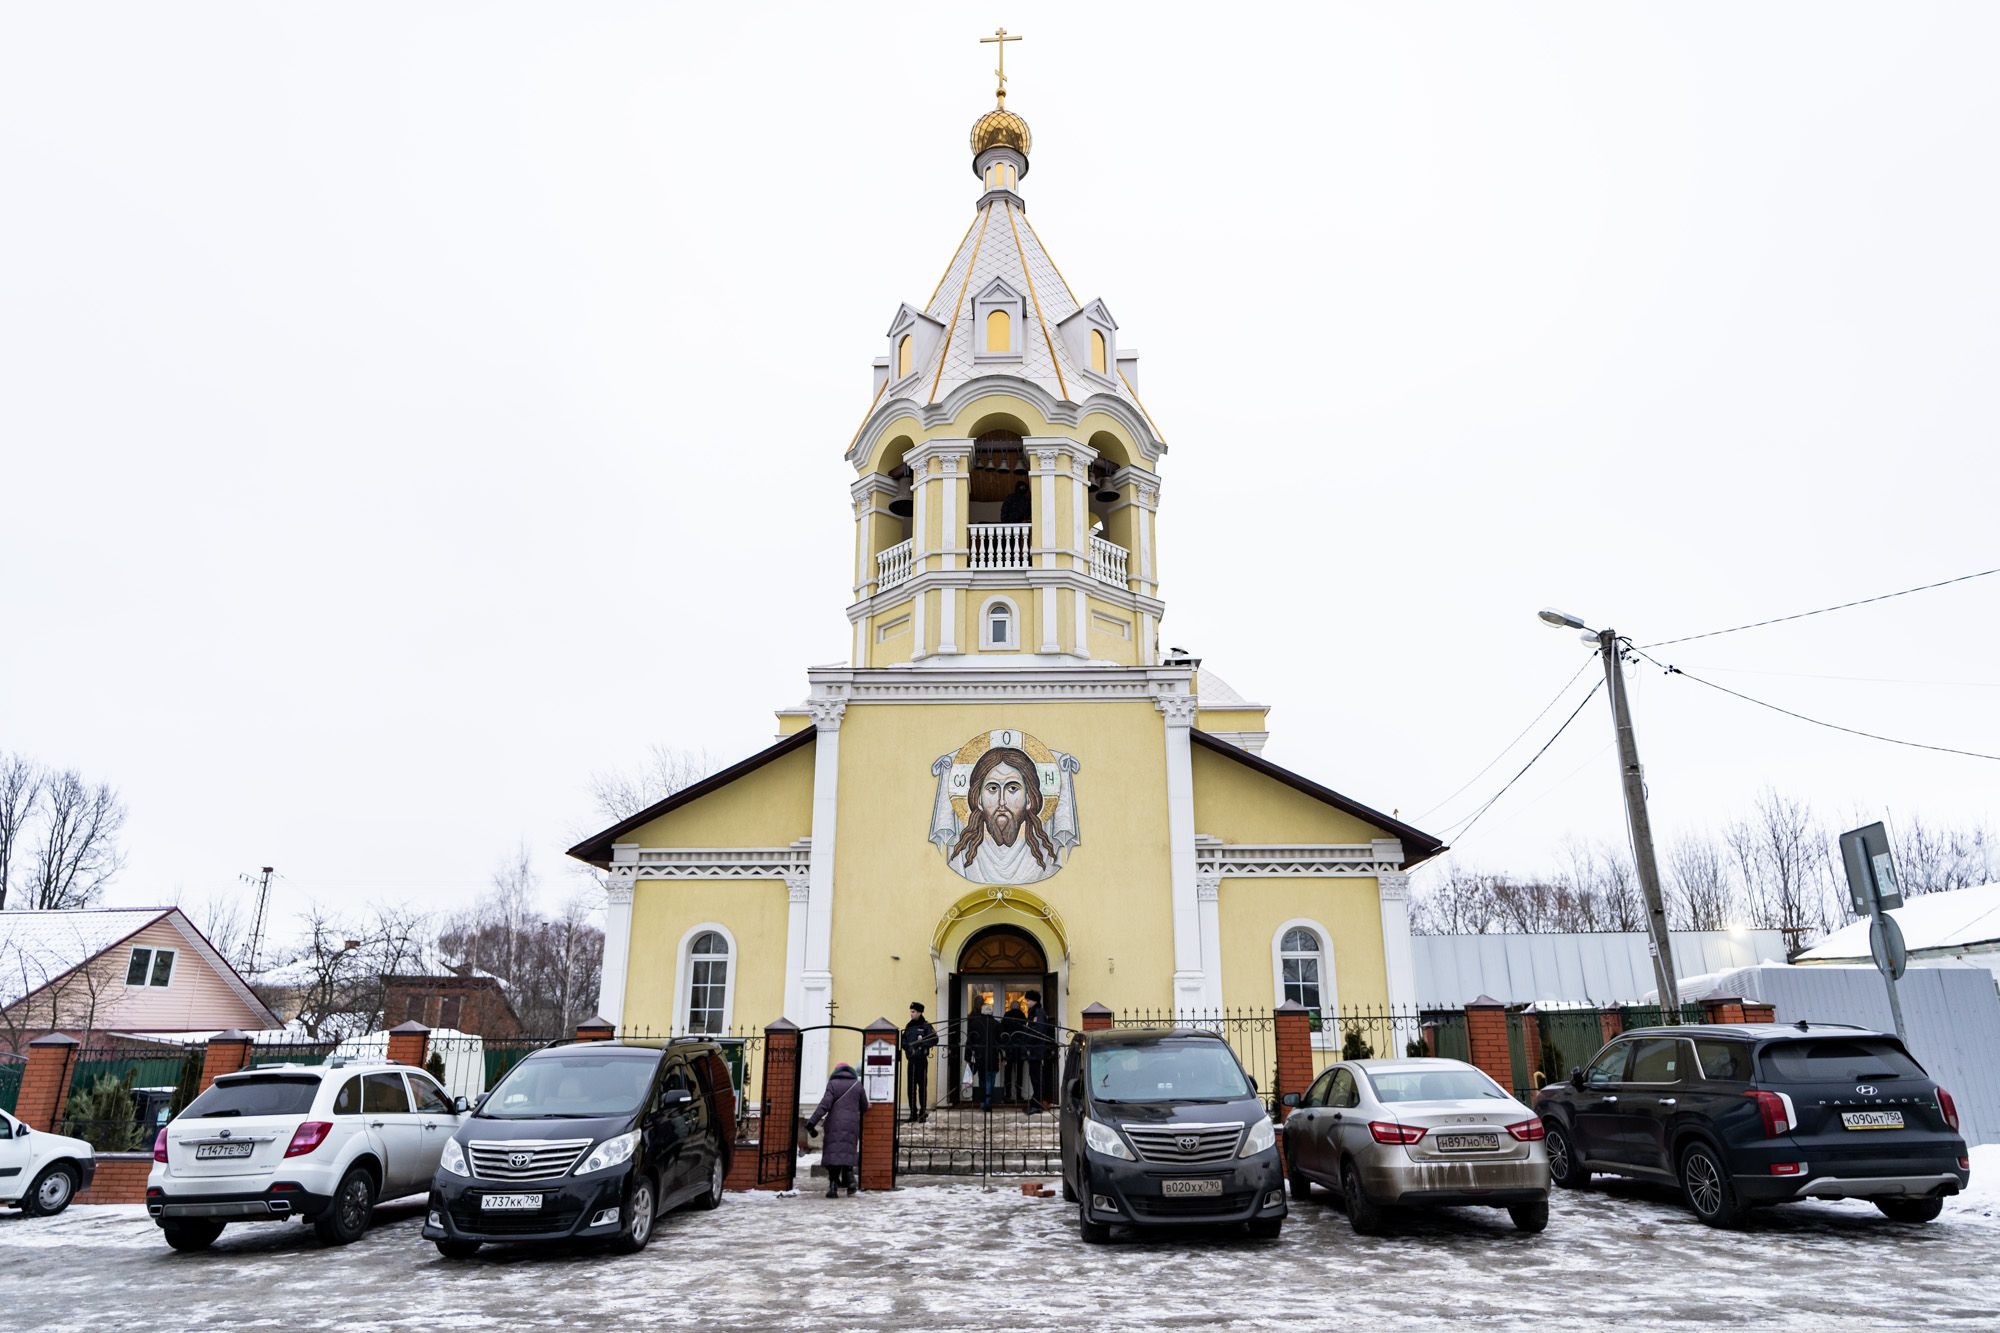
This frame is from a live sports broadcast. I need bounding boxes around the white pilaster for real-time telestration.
[1377,861,1418,1012]
[1038,585,1058,653]
[1196,871,1224,1013]
[1158,689,1204,1018]
[598,876,635,1028]
[800,692,847,1100]
[782,869,810,1026]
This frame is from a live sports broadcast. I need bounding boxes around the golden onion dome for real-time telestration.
[971,106,1032,160]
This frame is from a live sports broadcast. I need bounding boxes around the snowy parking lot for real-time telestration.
[9,1152,1998,1332]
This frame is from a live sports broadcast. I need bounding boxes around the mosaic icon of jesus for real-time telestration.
[927,729,1081,885]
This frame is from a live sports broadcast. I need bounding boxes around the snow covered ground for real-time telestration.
[7,1147,1998,1332]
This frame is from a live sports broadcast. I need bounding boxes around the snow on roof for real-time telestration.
[0,907,174,1009]
[1798,881,2000,961]
[1195,668,1263,709]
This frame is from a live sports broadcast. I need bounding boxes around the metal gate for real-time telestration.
[756,1024,900,1191]
[898,1014,1068,1181]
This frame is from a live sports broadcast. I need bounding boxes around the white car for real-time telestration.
[147,1060,466,1252]
[0,1108,95,1216]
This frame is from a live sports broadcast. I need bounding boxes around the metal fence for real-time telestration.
[1113,1008,1284,1110]
[0,1054,22,1114]
[59,1041,202,1152]
[611,1026,767,1143]
[248,1034,341,1069]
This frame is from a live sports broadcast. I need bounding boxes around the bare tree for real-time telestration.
[181,889,256,974]
[1410,864,1497,935]
[588,746,723,824]
[25,770,126,910]
[0,920,126,1053]
[1726,788,1838,947]
[0,753,43,912]
[1889,813,1996,897]
[1666,831,1736,930]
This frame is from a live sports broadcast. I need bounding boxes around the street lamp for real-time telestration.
[1540,608,1683,1019]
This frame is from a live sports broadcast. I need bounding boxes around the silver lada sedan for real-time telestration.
[1281,1057,1551,1233]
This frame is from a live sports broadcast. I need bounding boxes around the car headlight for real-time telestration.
[574,1130,641,1176]
[1083,1117,1135,1161]
[1239,1117,1276,1158]
[438,1136,469,1177]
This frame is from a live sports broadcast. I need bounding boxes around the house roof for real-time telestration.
[0,906,279,1027]
[566,727,817,868]
[1797,880,2000,961]
[1190,731,1447,868]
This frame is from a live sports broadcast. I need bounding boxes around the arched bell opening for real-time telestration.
[969,429,1031,570]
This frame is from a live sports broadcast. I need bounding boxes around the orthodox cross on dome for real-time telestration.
[980,26,1022,105]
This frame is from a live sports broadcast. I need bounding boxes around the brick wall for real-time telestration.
[77,1153,152,1205]
[1273,1003,1313,1120]
[16,1035,79,1131]
[1466,1003,1513,1090]
[1080,1003,1114,1032]
[199,1033,252,1092]
[381,976,522,1038]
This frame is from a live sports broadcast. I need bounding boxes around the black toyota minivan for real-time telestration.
[1058,1028,1286,1242]
[424,1039,733,1257]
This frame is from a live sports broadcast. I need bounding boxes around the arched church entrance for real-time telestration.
[947,925,1055,1108]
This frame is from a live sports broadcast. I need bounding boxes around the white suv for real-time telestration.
[147,1060,466,1251]
[0,1108,95,1216]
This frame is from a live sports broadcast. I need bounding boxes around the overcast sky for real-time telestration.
[3,3,1996,934]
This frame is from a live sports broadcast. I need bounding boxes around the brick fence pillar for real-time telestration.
[1273,1001,1313,1122]
[1080,1002,1114,1032]
[1742,1002,1776,1024]
[757,1018,802,1191]
[16,1033,80,1131]
[1700,997,1747,1026]
[386,1020,430,1068]
[200,1030,253,1092]
[859,1019,899,1193]
[575,1015,615,1042]
[1598,1006,1625,1045]
[1465,997,1512,1090]
[1518,1007,1545,1089]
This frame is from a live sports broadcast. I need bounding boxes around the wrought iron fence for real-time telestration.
[612,1025,767,1142]
[60,1041,200,1152]
[0,1053,24,1114]
[1113,1008,1285,1109]
[248,1034,341,1069]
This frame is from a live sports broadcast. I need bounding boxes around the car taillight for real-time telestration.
[1506,1119,1546,1142]
[1959,1157,1971,1171]
[285,1121,332,1158]
[153,1128,169,1164]
[1369,1121,1426,1145]
[1746,1089,1790,1137]
[1769,1162,1804,1176]
[1938,1089,1960,1133]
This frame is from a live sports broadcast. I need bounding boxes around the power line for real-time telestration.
[1439,677,1606,842]
[1674,663,2000,689]
[1413,656,1598,823]
[1644,565,2000,648]
[1633,647,2000,763]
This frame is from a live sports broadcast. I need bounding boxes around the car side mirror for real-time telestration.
[452,1095,471,1115]
[661,1088,693,1108]
[1570,1067,1585,1090]
[1280,1092,1301,1108]
[14,1123,28,1139]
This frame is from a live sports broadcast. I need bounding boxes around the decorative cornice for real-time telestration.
[851,375,1166,472]
[611,842,812,884]
[805,663,1195,706]
[1196,843,1404,878]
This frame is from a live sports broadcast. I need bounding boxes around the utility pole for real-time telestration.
[246,866,275,973]
[1598,630,1681,1020]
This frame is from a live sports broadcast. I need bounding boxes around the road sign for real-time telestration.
[1868,914,1908,982]
[1839,822,1904,914]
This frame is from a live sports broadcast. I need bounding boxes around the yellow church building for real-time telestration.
[569,63,1444,1100]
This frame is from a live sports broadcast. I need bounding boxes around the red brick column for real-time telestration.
[1742,1002,1776,1024]
[386,1020,430,1067]
[1465,998,1512,1090]
[200,1030,253,1092]
[858,1019,899,1193]
[1701,997,1747,1025]
[1274,1002,1313,1122]
[755,1018,802,1191]
[575,1015,615,1042]
[16,1033,80,1131]
[1598,1006,1625,1045]
[1080,1002,1114,1032]
[1518,1009,1545,1088]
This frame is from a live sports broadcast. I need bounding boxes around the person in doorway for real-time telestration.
[1023,988,1054,1114]
[1000,479,1032,524]
[805,1062,866,1198]
[965,998,1001,1111]
[999,1000,1029,1102]
[902,1002,938,1122]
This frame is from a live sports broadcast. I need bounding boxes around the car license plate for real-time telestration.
[1161,1178,1223,1197]
[194,1143,254,1160]
[480,1193,544,1211]
[1437,1133,1500,1152]
[1842,1111,1904,1131]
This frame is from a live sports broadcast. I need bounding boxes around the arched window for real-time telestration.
[1272,922,1335,1036]
[980,596,1019,650]
[986,308,1011,353]
[896,334,913,378]
[1090,328,1107,374]
[682,928,733,1035]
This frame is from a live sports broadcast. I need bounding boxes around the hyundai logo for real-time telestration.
[1856,1085,1878,1097]
[508,1152,532,1168]
[1176,1135,1200,1153]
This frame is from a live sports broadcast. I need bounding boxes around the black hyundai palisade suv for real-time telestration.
[424,1039,733,1257]
[1536,1022,1969,1227]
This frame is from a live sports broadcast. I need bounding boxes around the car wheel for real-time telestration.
[163,1219,226,1252]
[1508,1201,1549,1233]
[1342,1160,1386,1236]
[611,1175,656,1254]
[695,1156,725,1211]
[434,1239,481,1259]
[1076,1169,1110,1245]
[1544,1120,1590,1190]
[1875,1197,1945,1224]
[313,1167,376,1246]
[21,1163,78,1217]
[1680,1142,1747,1229]
[1247,1215,1283,1240]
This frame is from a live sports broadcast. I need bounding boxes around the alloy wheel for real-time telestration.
[1546,1128,1570,1179]
[340,1178,369,1231]
[631,1184,654,1244]
[1685,1151,1723,1216]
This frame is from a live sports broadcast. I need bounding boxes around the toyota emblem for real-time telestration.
[508,1152,533,1168]
[1856,1084,1878,1098]
[1176,1135,1199,1153]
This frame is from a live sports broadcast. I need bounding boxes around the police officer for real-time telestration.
[901,1002,939,1122]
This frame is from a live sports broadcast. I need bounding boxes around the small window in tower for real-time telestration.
[1090,328,1107,374]
[980,597,1019,650]
[986,308,1011,353]
[897,334,913,378]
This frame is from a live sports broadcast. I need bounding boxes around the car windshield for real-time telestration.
[1759,1038,1925,1082]
[1089,1040,1251,1103]
[180,1074,320,1118]
[1367,1069,1508,1103]
[480,1051,657,1119]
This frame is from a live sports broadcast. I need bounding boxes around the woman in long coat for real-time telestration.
[806,1062,866,1198]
